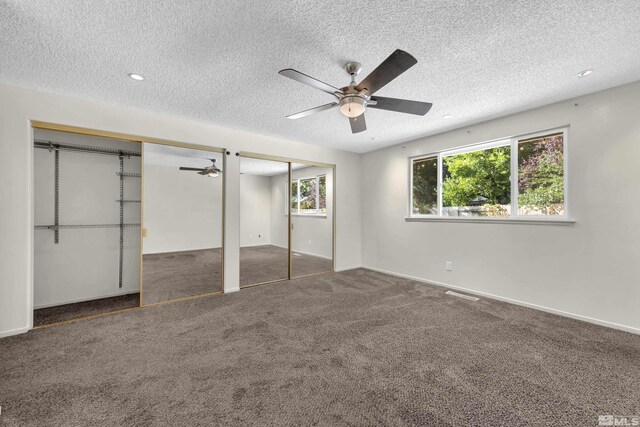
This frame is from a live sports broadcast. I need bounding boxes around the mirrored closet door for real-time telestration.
[289,163,334,278]
[141,143,224,305]
[239,156,290,287]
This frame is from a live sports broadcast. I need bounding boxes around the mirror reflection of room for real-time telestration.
[33,130,141,326]
[287,164,333,277]
[239,157,290,287]
[141,143,223,305]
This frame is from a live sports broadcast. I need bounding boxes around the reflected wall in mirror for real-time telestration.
[239,157,290,287]
[142,143,223,305]
[33,129,141,326]
[286,164,334,277]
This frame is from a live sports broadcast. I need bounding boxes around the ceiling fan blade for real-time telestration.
[286,102,338,119]
[279,69,343,97]
[368,96,432,116]
[179,167,206,171]
[349,114,366,133]
[355,49,417,95]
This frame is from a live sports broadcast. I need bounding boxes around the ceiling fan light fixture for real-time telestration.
[208,170,220,177]
[339,96,366,118]
[279,49,431,133]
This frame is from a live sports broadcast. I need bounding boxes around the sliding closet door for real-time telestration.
[141,143,223,305]
[238,156,290,287]
[290,163,334,278]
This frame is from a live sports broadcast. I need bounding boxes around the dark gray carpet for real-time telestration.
[142,246,332,304]
[2,269,638,426]
[33,293,140,327]
[142,248,223,305]
[240,245,332,287]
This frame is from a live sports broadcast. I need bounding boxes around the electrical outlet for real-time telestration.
[446,261,453,271]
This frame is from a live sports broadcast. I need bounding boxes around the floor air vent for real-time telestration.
[445,290,479,301]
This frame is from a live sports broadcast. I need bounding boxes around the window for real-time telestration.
[517,133,565,216]
[289,174,327,215]
[410,129,566,219]
[290,180,298,213]
[412,156,438,215]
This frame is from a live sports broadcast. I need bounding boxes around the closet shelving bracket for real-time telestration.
[34,139,142,290]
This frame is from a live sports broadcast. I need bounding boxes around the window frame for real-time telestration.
[408,126,570,223]
[288,174,327,217]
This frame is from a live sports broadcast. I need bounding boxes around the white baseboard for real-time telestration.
[0,325,30,338]
[143,246,221,255]
[240,243,273,248]
[291,249,332,260]
[362,265,640,336]
[271,244,332,260]
[334,265,362,272]
[34,289,139,309]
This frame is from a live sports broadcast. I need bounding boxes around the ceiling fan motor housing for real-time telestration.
[339,95,366,118]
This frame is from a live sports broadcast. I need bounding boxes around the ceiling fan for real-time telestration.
[179,159,221,177]
[279,49,432,133]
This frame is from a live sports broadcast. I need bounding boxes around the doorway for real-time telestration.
[33,129,142,326]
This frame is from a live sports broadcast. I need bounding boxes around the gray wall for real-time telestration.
[360,82,640,333]
[143,163,222,254]
[240,174,272,247]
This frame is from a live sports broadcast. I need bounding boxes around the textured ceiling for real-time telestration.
[2,1,640,153]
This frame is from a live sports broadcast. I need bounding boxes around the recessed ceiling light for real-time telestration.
[442,114,452,119]
[128,73,145,81]
[577,69,593,78]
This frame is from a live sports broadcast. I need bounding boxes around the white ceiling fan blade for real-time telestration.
[279,69,343,97]
[286,102,338,119]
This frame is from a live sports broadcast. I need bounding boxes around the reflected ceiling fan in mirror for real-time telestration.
[179,159,222,177]
[279,49,432,134]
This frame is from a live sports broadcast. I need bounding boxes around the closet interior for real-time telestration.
[33,129,142,326]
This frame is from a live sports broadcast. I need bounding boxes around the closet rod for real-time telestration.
[35,224,141,230]
[34,140,141,157]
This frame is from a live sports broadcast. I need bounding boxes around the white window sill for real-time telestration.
[405,216,575,226]
[287,214,327,218]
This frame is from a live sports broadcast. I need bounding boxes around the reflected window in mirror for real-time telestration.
[288,174,327,216]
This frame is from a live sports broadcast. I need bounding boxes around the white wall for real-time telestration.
[33,130,140,308]
[361,81,640,334]
[143,163,222,254]
[270,166,333,259]
[239,174,271,247]
[0,83,362,337]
